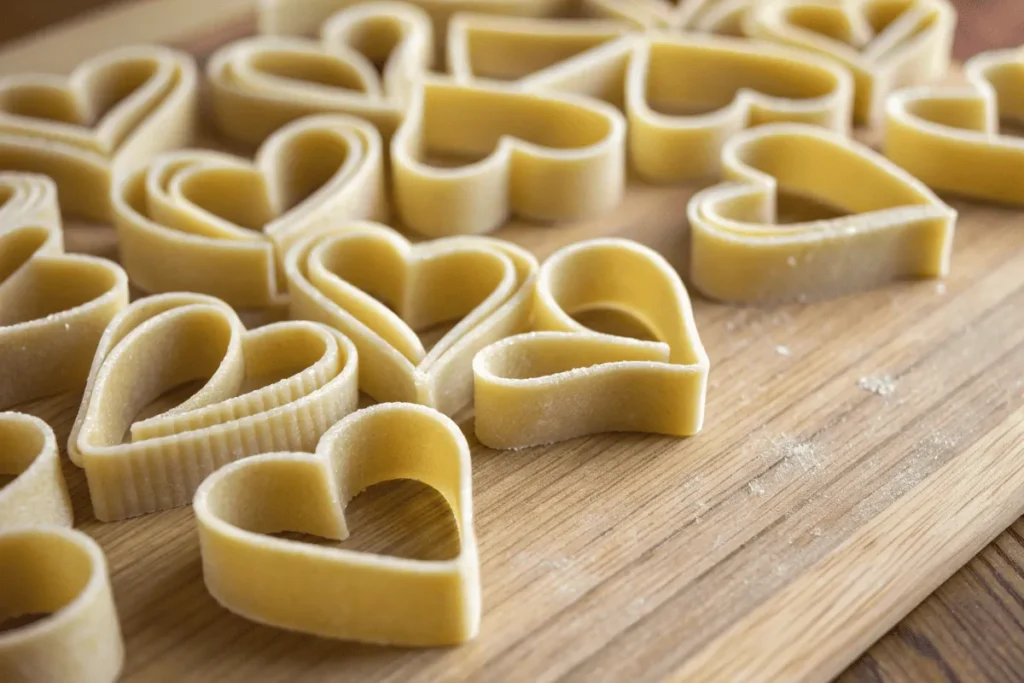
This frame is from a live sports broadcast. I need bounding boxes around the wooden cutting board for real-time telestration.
[4,2,1024,681]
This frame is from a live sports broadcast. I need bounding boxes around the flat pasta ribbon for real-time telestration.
[0,173,129,410]
[687,123,956,304]
[208,1,433,147]
[112,114,385,309]
[0,413,73,530]
[474,238,709,449]
[0,45,198,221]
[457,28,853,182]
[745,0,956,124]
[285,221,537,415]
[194,402,480,646]
[884,46,1024,205]
[392,77,626,236]
[0,527,124,683]
[68,292,360,521]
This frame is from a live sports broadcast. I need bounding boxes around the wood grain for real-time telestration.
[2,1,1024,682]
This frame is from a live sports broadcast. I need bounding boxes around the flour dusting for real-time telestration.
[857,375,897,397]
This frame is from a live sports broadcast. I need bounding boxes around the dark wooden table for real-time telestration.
[2,1,1023,680]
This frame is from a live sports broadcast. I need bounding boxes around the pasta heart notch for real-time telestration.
[687,122,956,304]
[884,46,1024,205]
[391,77,626,236]
[473,238,709,449]
[68,292,359,522]
[193,402,480,646]
[208,1,433,146]
[0,175,129,410]
[286,221,537,415]
[112,113,385,309]
[745,0,955,124]
[0,45,198,221]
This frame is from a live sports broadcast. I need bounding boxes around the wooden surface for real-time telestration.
[3,1,1024,681]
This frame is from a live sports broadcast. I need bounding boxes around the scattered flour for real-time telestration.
[747,480,765,496]
[857,375,897,397]
[775,344,791,357]
[936,283,947,295]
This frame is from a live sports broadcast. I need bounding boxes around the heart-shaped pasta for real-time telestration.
[688,123,956,303]
[112,114,385,309]
[194,402,480,646]
[285,221,537,415]
[0,45,198,221]
[481,29,854,181]
[885,46,1024,205]
[209,1,433,146]
[0,174,128,410]
[68,292,359,521]
[745,0,956,124]
[0,527,123,683]
[474,238,709,449]
[392,77,626,236]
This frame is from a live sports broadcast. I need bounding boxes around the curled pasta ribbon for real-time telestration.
[474,238,709,450]
[209,1,433,147]
[68,292,359,522]
[285,221,537,416]
[0,413,73,530]
[0,527,124,683]
[688,123,956,304]
[112,114,385,309]
[0,174,129,410]
[392,78,626,236]
[194,402,480,646]
[745,0,956,125]
[0,45,198,222]
[884,46,1024,205]
[461,28,853,182]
